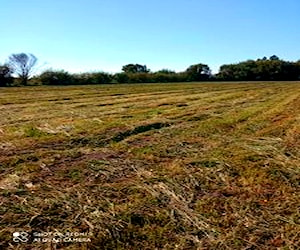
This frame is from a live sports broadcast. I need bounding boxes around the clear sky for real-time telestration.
[1,0,300,74]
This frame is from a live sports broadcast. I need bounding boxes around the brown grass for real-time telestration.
[0,82,299,249]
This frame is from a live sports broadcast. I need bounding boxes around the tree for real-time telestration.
[0,65,13,87]
[155,69,176,74]
[114,73,130,83]
[39,70,76,85]
[122,64,150,74]
[8,53,37,85]
[216,56,300,81]
[185,63,211,81]
[75,72,112,85]
[270,55,280,61]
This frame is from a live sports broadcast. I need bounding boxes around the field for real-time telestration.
[0,82,299,249]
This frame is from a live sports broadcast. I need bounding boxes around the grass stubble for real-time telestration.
[0,82,299,249]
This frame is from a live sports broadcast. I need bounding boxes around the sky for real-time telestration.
[1,0,300,74]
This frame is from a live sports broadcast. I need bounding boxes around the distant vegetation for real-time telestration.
[1,53,300,86]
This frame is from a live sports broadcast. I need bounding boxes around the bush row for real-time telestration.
[2,55,300,86]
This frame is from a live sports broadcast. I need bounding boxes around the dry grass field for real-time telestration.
[0,82,299,249]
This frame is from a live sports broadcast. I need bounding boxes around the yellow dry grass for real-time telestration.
[0,82,299,249]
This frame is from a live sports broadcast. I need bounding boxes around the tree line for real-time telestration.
[1,53,300,86]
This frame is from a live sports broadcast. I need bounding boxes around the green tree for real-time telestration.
[269,55,280,61]
[75,72,112,84]
[122,64,150,74]
[8,53,37,85]
[185,63,211,81]
[39,70,76,85]
[217,56,300,81]
[0,65,13,87]
[114,73,130,83]
[155,69,175,74]
[152,69,178,83]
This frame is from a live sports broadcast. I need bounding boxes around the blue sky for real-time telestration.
[0,0,300,73]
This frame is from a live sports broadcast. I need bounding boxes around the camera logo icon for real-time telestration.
[13,232,29,243]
